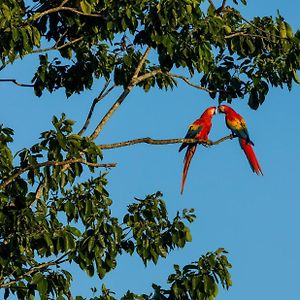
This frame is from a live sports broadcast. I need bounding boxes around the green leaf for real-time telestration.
[37,277,48,296]
[31,273,43,285]
[185,228,192,242]
[292,69,300,83]
[80,0,92,14]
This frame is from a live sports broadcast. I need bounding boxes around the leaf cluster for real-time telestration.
[73,248,232,300]
[1,0,300,108]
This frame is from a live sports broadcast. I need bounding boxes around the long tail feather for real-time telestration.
[181,145,197,194]
[239,138,263,175]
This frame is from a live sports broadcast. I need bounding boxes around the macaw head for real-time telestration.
[201,106,217,118]
[218,105,232,114]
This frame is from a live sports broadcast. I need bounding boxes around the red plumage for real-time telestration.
[181,144,196,194]
[179,107,216,193]
[218,105,263,175]
[239,138,263,175]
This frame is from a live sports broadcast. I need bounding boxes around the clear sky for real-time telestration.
[1,0,300,299]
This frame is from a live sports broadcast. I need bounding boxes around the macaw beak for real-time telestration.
[217,106,222,113]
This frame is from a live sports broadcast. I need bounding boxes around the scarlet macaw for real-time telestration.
[218,105,263,175]
[179,106,216,193]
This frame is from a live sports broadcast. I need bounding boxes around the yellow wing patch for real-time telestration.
[227,118,247,130]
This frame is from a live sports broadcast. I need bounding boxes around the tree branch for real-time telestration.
[78,81,116,136]
[98,134,235,150]
[228,8,282,39]
[132,47,152,80]
[60,0,71,7]
[32,6,105,21]
[0,252,70,288]
[0,37,84,71]
[132,69,162,85]
[132,69,214,93]
[89,89,131,140]
[225,31,273,42]
[166,73,213,93]
[220,0,227,11]
[31,36,84,54]
[0,79,34,88]
[0,159,116,190]
[89,46,152,140]
[208,0,216,9]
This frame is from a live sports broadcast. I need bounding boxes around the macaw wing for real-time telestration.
[227,118,250,141]
[179,124,203,152]
[184,124,203,138]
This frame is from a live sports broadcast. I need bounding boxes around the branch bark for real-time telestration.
[89,46,152,140]
[31,36,84,54]
[132,69,213,93]
[208,0,216,9]
[166,73,213,93]
[0,79,34,88]
[98,134,235,150]
[31,6,105,21]
[0,159,116,190]
[78,81,116,136]
[220,0,227,11]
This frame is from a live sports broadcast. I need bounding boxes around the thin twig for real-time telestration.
[220,0,227,11]
[31,6,105,21]
[229,8,282,40]
[166,73,213,93]
[132,46,152,80]
[0,37,83,71]
[132,69,162,85]
[224,32,273,43]
[208,0,216,9]
[78,81,116,136]
[0,252,71,288]
[0,159,116,190]
[89,89,131,140]
[98,135,235,150]
[0,79,34,88]
[31,36,84,54]
[89,46,152,140]
[59,0,70,7]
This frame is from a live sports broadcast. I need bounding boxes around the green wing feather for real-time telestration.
[179,124,203,152]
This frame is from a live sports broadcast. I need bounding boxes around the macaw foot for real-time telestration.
[202,140,212,147]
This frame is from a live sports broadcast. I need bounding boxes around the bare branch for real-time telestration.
[133,69,162,85]
[166,73,213,93]
[220,0,227,11]
[132,46,152,80]
[31,6,104,21]
[228,8,282,39]
[31,36,84,54]
[0,37,84,71]
[132,69,214,92]
[0,79,34,88]
[208,0,216,9]
[98,135,235,150]
[89,46,152,140]
[225,32,273,42]
[78,81,116,136]
[0,159,116,190]
[60,0,71,7]
[89,89,131,140]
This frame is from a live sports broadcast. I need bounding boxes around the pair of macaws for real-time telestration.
[179,105,263,194]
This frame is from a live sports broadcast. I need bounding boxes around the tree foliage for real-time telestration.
[0,0,299,299]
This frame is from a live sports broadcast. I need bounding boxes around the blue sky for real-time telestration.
[1,0,300,299]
